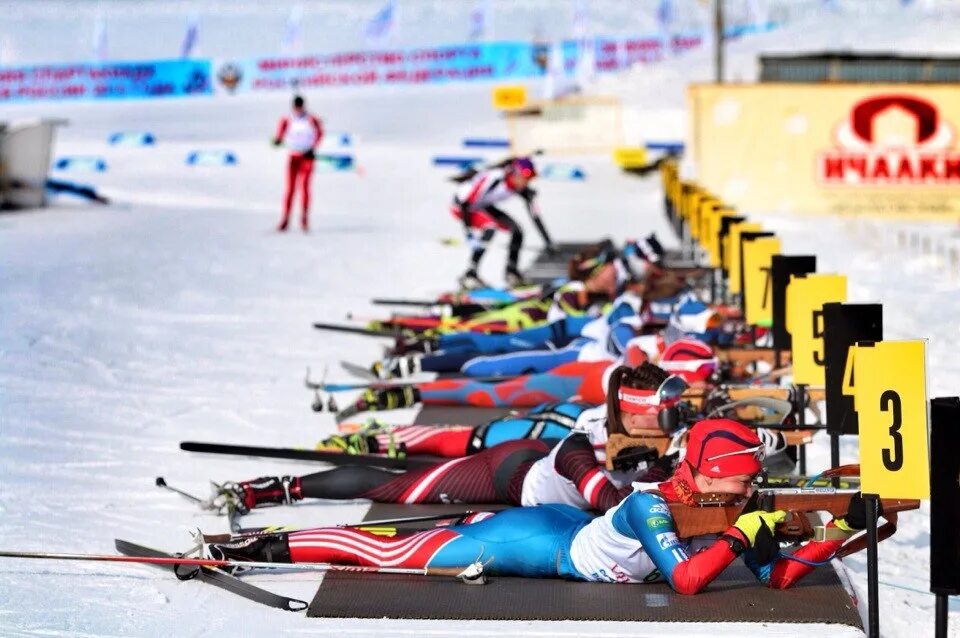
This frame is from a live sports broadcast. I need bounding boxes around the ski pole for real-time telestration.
[0,551,488,584]
[210,510,480,541]
[155,477,204,504]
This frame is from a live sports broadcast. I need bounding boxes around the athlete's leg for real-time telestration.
[280,155,299,229]
[470,228,496,270]
[298,466,399,499]
[288,525,463,567]
[485,206,523,272]
[298,157,314,229]
[417,350,476,374]
[460,338,588,377]
[430,504,593,577]
[372,425,474,457]
[417,372,583,407]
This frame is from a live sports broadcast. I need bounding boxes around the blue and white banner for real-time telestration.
[0,58,212,102]
[211,32,713,94]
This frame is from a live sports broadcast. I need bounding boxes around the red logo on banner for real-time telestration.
[818,94,960,185]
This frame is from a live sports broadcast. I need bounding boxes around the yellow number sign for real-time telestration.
[613,147,648,169]
[700,205,724,267]
[786,273,847,385]
[742,236,781,327]
[854,340,930,499]
[726,221,762,294]
[492,85,527,110]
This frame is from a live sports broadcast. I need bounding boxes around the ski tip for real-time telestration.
[156,476,167,487]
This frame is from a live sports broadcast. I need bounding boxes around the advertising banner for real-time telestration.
[688,84,960,218]
[0,59,212,103]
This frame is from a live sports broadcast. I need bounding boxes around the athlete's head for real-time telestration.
[678,418,763,497]
[569,243,620,299]
[658,338,719,385]
[606,362,688,436]
[292,95,305,113]
[506,156,536,189]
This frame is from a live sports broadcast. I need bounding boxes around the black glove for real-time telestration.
[839,492,883,531]
[302,148,316,160]
[724,491,785,563]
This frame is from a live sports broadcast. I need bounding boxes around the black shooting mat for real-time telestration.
[307,502,864,627]
[414,405,515,425]
[525,241,602,284]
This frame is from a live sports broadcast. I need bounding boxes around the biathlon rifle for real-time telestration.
[666,469,919,556]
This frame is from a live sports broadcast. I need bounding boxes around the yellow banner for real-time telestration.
[726,221,762,293]
[854,341,930,499]
[786,273,847,385]
[743,237,781,327]
[688,83,960,218]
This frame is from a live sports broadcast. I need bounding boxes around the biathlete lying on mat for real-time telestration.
[213,363,792,516]
[335,335,722,422]
[319,401,594,458]
[208,417,871,594]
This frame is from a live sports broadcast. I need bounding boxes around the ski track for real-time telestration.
[2,1,960,636]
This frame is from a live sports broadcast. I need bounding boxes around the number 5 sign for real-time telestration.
[854,340,930,499]
[786,273,847,386]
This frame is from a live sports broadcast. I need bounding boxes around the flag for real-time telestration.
[656,0,673,32]
[283,5,304,54]
[572,0,590,39]
[180,14,200,58]
[365,0,396,42]
[468,0,489,41]
[92,15,108,61]
[574,39,595,89]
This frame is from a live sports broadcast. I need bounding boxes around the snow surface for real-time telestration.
[2,1,960,636]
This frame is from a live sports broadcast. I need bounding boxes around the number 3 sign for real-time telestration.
[853,340,931,499]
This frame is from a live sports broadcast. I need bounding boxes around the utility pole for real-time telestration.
[714,0,724,82]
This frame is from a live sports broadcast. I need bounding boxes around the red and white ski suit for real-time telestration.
[275,112,323,228]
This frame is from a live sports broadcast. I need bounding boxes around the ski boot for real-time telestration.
[504,266,528,288]
[208,533,292,570]
[336,386,421,421]
[315,432,372,454]
[320,420,407,458]
[393,334,438,355]
[211,476,302,515]
[458,268,488,291]
[371,354,421,379]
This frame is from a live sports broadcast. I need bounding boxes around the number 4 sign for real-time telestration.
[854,340,931,499]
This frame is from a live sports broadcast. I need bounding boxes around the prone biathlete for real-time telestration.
[318,401,592,458]
[338,332,724,420]
[209,418,872,593]
[378,293,641,379]
[213,363,687,515]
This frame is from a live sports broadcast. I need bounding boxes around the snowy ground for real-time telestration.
[2,2,960,637]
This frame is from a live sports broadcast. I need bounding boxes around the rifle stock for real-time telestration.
[667,491,920,539]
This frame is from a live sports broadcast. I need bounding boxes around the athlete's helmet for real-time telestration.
[508,156,537,179]
[659,338,719,383]
[684,419,763,478]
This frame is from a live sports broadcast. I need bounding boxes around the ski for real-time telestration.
[114,539,308,612]
[312,321,398,338]
[372,298,494,314]
[179,441,438,470]
[308,369,521,393]
[339,360,378,381]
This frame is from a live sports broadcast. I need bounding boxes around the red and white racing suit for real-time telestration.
[275,112,323,228]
